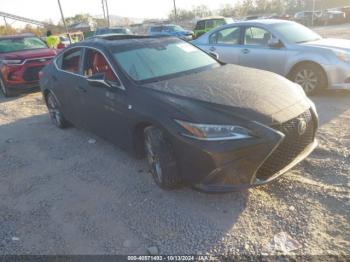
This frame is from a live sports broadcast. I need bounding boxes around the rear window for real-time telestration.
[0,37,47,53]
[61,48,82,74]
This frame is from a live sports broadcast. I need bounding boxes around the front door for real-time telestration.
[204,25,243,64]
[80,48,130,147]
[239,26,286,75]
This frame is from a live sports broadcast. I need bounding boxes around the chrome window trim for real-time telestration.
[53,45,125,90]
[1,56,55,66]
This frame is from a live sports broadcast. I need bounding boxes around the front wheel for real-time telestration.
[144,126,181,190]
[46,92,69,128]
[290,63,327,95]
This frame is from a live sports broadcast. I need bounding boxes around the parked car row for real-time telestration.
[1,19,349,192]
[294,10,347,26]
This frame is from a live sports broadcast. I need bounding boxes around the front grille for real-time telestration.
[256,110,315,180]
[23,66,44,82]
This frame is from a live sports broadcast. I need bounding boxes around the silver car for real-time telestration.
[192,19,350,94]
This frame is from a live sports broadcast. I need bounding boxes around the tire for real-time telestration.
[290,62,327,95]
[0,77,11,97]
[46,92,69,129]
[144,126,181,190]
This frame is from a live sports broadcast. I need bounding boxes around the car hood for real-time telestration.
[144,65,310,124]
[2,48,57,60]
[302,38,350,52]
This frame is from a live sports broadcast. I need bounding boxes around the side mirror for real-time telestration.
[268,38,283,48]
[87,73,112,89]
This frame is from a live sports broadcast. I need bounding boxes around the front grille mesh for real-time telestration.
[23,66,44,81]
[256,110,315,180]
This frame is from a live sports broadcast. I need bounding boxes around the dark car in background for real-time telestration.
[319,10,346,25]
[148,24,194,41]
[0,34,57,97]
[294,11,321,26]
[39,35,318,192]
[95,27,133,36]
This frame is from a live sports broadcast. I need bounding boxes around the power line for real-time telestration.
[0,11,50,27]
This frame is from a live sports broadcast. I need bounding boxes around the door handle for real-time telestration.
[209,46,216,52]
[242,49,250,54]
[75,85,87,93]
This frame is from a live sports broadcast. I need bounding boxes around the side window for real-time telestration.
[61,48,82,74]
[206,20,214,29]
[196,21,205,30]
[83,48,119,84]
[215,19,226,26]
[210,27,241,45]
[244,27,272,46]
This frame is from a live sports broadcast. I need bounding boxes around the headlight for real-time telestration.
[175,120,252,141]
[335,51,350,63]
[1,59,23,65]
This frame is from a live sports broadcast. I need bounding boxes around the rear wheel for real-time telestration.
[290,63,327,95]
[46,92,69,128]
[0,78,10,97]
[144,126,181,190]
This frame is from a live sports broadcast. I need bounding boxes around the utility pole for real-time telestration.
[3,17,8,33]
[173,0,177,22]
[101,0,106,22]
[311,0,315,27]
[105,0,110,27]
[57,0,71,43]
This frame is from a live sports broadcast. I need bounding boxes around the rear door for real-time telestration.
[203,25,243,64]
[79,47,130,147]
[53,47,85,126]
[239,26,286,75]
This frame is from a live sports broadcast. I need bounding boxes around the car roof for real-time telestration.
[0,33,35,40]
[197,16,227,22]
[239,18,290,25]
[150,24,177,27]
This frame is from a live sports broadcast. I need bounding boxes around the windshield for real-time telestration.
[0,37,47,53]
[272,22,322,43]
[111,38,218,83]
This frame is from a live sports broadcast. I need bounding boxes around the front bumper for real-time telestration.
[323,63,350,90]
[171,108,318,193]
[6,81,40,93]
[195,140,317,193]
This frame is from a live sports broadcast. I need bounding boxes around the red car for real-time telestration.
[0,34,57,97]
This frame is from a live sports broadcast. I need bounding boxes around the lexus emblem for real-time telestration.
[297,118,307,135]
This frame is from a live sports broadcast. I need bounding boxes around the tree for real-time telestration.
[20,24,45,36]
[219,4,238,17]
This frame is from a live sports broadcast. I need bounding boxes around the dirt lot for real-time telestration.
[0,25,349,256]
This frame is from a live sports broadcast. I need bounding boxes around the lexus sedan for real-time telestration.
[40,35,318,193]
[192,19,350,94]
[0,34,56,97]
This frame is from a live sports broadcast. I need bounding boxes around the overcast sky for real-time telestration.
[1,0,238,26]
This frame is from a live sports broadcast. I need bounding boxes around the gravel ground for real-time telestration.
[0,25,349,256]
